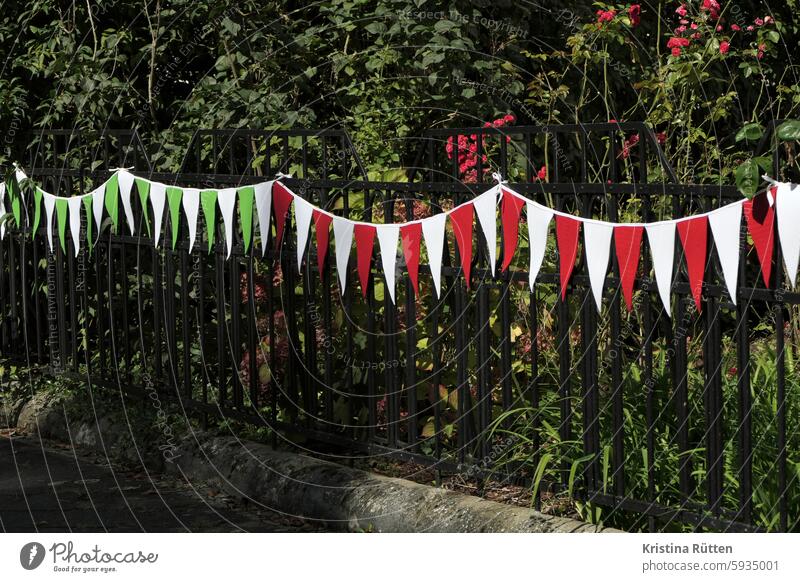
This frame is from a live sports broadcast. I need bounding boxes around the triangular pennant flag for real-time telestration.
[55,198,68,254]
[254,181,273,255]
[354,224,376,298]
[583,221,613,312]
[201,190,217,253]
[501,189,525,272]
[294,196,314,272]
[473,188,498,275]
[527,202,553,292]
[401,222,422,297]
[92,184,105,236]
[449,203,474,288]
[167,186,183,250]
[555,215,581,300]
[135,178,152,236]
[775,182,800,288]
[272,182,294,249]
[118,170,136,235]
[67,196,82,257]
[182,188,200,253]
[218,188,237,259]
[43,192,56,252]
[313,210,332,276]
[333,217,354,294]
[708,202,743,304]
[377,224,400,304]
[677,216,708,312]
[614,225,644,312]
[743,192,774,287]
[422,213,446,298]
[238,186,255,253]
[32,187,43,239]
[645,222,675,316]
[104,173,120,232]
[150,182,167,248]
[83,195,94,253]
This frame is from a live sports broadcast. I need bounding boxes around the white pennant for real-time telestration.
[708,202,743,304]
[118,170,136,235]
[0,183,6,239]
[294,196,314,272]
[473,188,498,275]
[218,188,237,259]
[645,222,676,316]
[43,192,56,252]
[92,184,105,236]
[182,188,200,253]
[255,180,273,255]
[776,182,800,288]
[377,224,400,304]
[67,196,82,256]
[333,217,354,294]
[149,182,166,248]
[583,222,613,312]
[526,202,553,292]
[422,213,447,298]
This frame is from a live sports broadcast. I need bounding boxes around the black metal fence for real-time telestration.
[1,124,798,533]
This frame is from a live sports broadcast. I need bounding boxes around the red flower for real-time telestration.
[503,113,516,124]
[676,4,687,17]
[537,166,547,181]
[619,134,640,159]
[719,40,730,54]
[701,0,720,20]
[596,9,616,24]
[628,4,641,26]
[731,24,741,31]
[656,131,667,145]
[755,18,764,26]
[667,36,690,56]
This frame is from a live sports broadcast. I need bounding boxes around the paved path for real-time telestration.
[0,434,322,532]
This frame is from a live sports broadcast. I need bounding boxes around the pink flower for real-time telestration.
[503,113,516,124]
[719,40,730,54]
[537,166,547,180]
[755,18,764,26]
[716,24,723,32]
[690,22,698,29]
[676,4,687,17]
[628,4,641,26]
[691,32,701,40]
[701,0,720,19]
[671,47,682,57]
[656,132,667,145]
[757,43,766,59]
[747,25,754,31]
[731,24,741,31]
[596,9,616,24]
[676,26,687,33]
[764,16,774,25]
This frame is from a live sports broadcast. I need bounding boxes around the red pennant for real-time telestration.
[501,188,526,272]
[272,182,294,249]
[313,210,332,277]
[743,190,775,287]
[450,204,474,288]
[677,216,708,312]
[401,222,422,297]
[555,215,581,300]
[614,226,644,311]
[354,224,376,298]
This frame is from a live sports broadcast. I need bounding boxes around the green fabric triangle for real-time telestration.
[32,188,43,239]
[135,178,152,236]
[237,186,255,253]
[83,195,93,253]
[55,198,68,254]
[201,190,218,253]
[8,177,21,226]
[167,187,183,250]
[104,173,120,232]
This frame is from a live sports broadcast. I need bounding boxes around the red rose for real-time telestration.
[719,40,730,54]
[628,4,641,27]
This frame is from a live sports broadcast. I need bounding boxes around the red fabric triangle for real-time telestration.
[501,188,526,272]
[677,216,708,312]
[354,224,376,298]
[743,190,775,287]
[272,182,294,249]
[614,225,644,311]
[449,203,474,288]
[400,222,422,297]
[555,215,581,300]
[313,210,332,277]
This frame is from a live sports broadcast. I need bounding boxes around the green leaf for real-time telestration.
[776,120,800,141]
[735,122,764,142]
[735,158,760,198]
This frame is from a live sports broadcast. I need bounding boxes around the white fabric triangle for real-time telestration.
[118,170,136,235]
[218,188,237,259]
[255,181,273,255]
[67,196,83,257]
[92,185,105,236]
[584,222,613,312]
[708,202,743,304]
[377,224,400,304]
[333,217,354,294]
[776,182,800,288]
[473,188,498,275]
[149,182,166,248]
[0,183,6,239]
[43,192,56,252]
[645,222,676,316]
[182,188,200,253]
[422,213,447,298]
[294,196,314,272]
[526,202,553,292]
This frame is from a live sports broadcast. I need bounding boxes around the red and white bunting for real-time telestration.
[354,224,376,298]
[422,213,446,298]
[313,210,332,277]
[583,222,613,312]
[526,202,553,292]
[708,202,742,304]
[645,222,675,316]
[776,182,800,288]
[333,216,354,294]
[450,203,474,287]
[555,215,581,300]
[254,181,273,255]
[501,188,525,272]
[293,196,314,272]
[743,190,775,287]
[677,216,708,312]
[272,181,294,250]
[615,226,644,312]
[401,222,422,297]
[377,225,400,304]
[473,188,498,275]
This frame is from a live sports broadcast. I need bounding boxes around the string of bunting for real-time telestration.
[2,166,794,317]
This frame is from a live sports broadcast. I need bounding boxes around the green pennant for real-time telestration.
[32,188,43,239]
[201,190,218,253]
[167,187,183,250]
[237,186,255,253]
[104,173,120,232]
[55,198,68,254]
[83,195,93,253]
[7,177,21,227]
[135,178,152,236]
